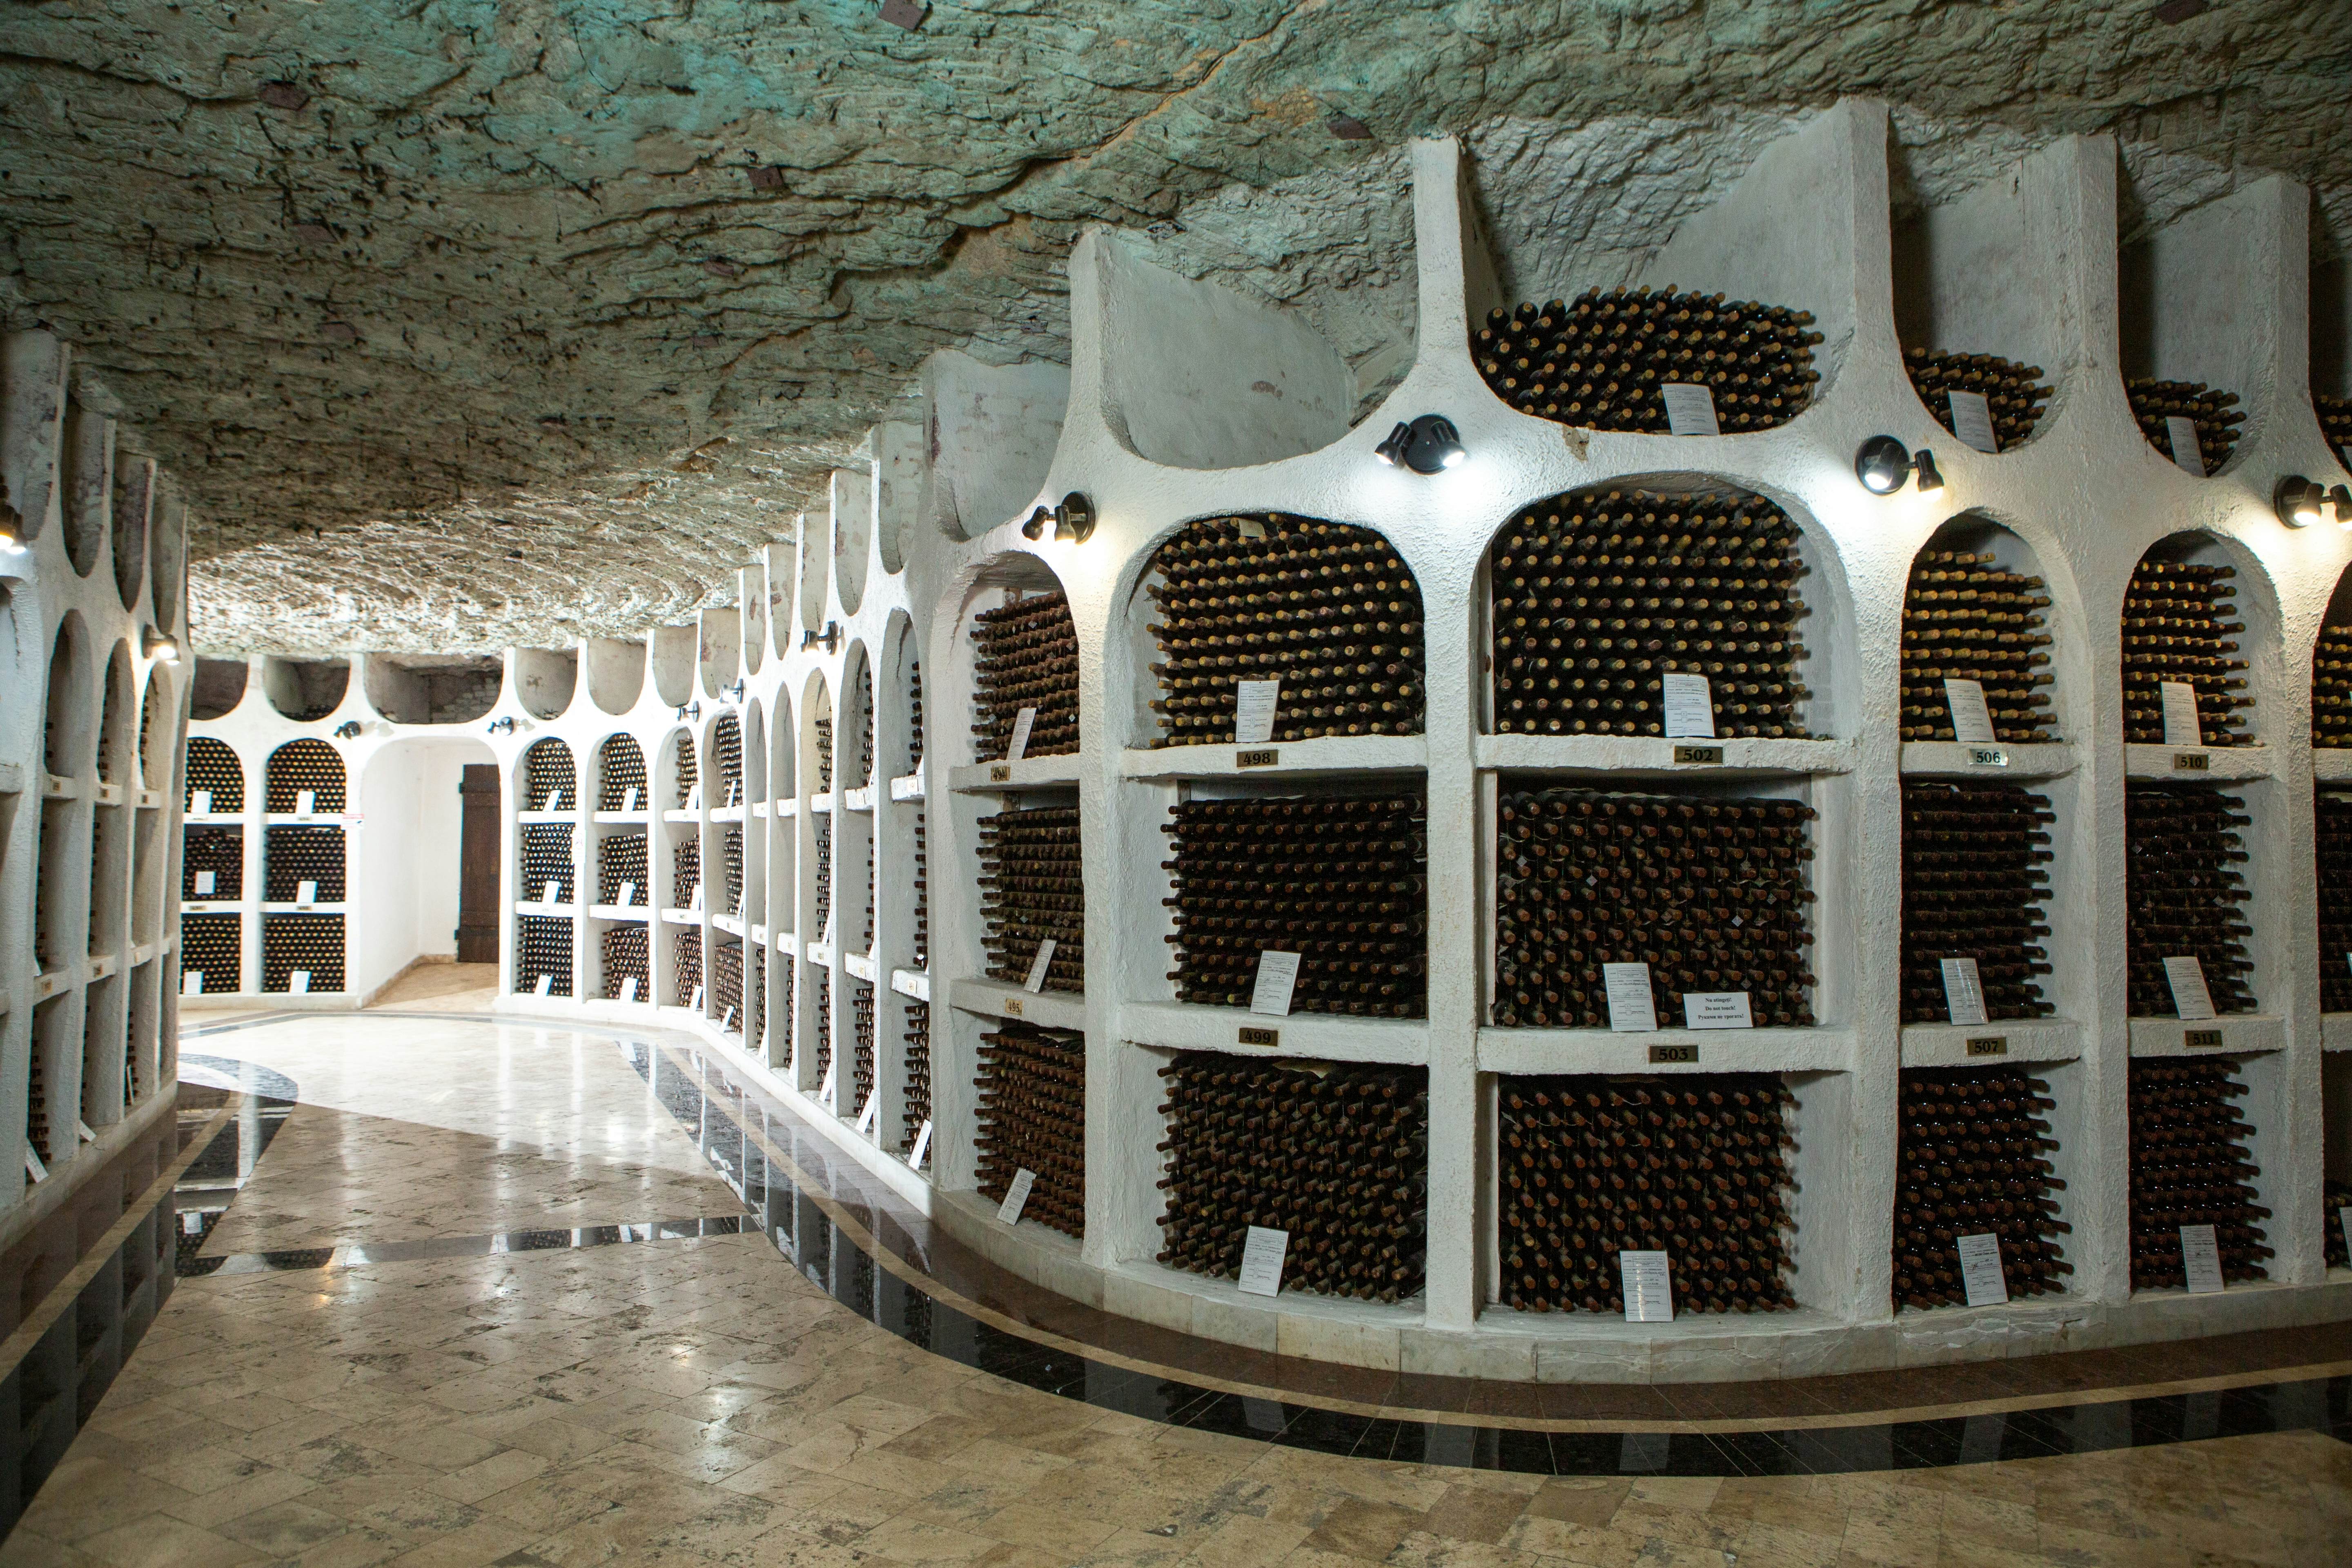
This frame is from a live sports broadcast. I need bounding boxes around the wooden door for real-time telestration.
[457,764,500,962]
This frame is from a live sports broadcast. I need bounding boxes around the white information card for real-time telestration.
[622,786,640,813]
[533,973,551,997]
[182,971,204,996]
[1007,707,1036,762]
[2180,1223,2225,1294]
[617,881,636,907]
[1234,679,1280,746]
[1602,962,1658,1033]
[1238,1225,1290,1297]
[1619,1250,1674,1322]
[1250,949,1302,1016]
[1682,991,1753,1029]
[1945,389,2000,454]
[2166,415,2206,477]
[544,790,562,813]
[190,790,212,815]
[1956,1232,2009,1307]
[541,881,560,905]
[619,976,638,1002]
[290,970,312,994]
[297,880,319,906]
[296,789,316,815]
[2164,955,2217,1021]
[1939,957,1989,1027]
[997,1167,1036,1225]
[1660,673,1716,739]
[690,983,705,1011]
[855,1095,878,1135]
[1023,938,1057,993]
[907,1118,933,1170]
[720,1005,735,1029]
[2339,1206,2352,1268]
[2160,681,2203,748]
[1942,678,1997,745]
[1660,383,1721,437]
[194,871,216,897]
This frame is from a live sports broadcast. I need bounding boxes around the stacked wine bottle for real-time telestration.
[184,737,243,811]
[599,735,646,809]
[265,739,344,814]
[523,739,575,811]
[2320,792,2352,1015]
[974,1022,1085,1238]
[852,980,875,1111]
[673,736,697,807]
[713,714,742,806]
[775,963,793,1064]
[1900,782,2056,1024]
[813,970,832,1081]
[670,835,699,910]
[597,831,646,905]
[720,826,743,915]
[1488,489,1810,738]
[711,939,742,1025]
[1899,550,2056,742]
[265,826,346,902]
[1143,515,1426,746]
[1893,1067,2070,1309]
[911,807,929,970]
[2122,557,2252,745]
[855,666,875,786]
[673,927,701,1001]
[906,656,924,768]
[2314,620,2352,747]
[2326,1178,2351,1270]
[2319,393,2352,464]
[1499,1074,1797,1314]
[2123,784,2256,1017]
[261,912,345,992]
[901,1000,930,1149]
[1472,289,1821,433]
[747,949,765,1054]
[515,915,570,997]
[180,913,240,993]
[1902,349,2051,452]
[182,827,241,902]
[601,925,648,1000]
[2126,378,2243,472]
[2127,1058,2270,1288]
[1493,787,1817,1029]
[815,715,833,791]
[977,803,1083,993]
[520,824,574,904]
[1161,793,1426,1018]
[813,815,832,938]
[971,590,1079,761]
[1155,1056,1427,1301]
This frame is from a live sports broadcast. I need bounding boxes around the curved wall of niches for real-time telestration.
[179,99,2352,1381]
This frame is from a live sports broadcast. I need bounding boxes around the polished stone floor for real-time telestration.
[4,1014,2348,1567]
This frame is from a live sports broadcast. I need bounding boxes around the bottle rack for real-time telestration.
[156,98,2352,1383]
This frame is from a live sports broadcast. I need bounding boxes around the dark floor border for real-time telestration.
[182,1215,752,1276]
[177,1012,2352,1475]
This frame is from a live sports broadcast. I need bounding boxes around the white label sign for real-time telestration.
[690,983,705,1011]
[1682,991,1754,1029]
[2160,681,2203,748]
[1023,938,1057,993]
[997,1167,1036,1224]
[534,972,552,997]
[541,881,561,905]
[1619,1250,1674,1322]
[1956,1232,2009,1307]
[190,790,212,815]
[688,883,704,911]
[1660,673,1716,739]
[1942,678,1996,745]
[855,1096,878,1136]
[2164,956,2217,1021]
[296,790,316,815]
[686,784,701,810]
[1233,679,1280,746]
[1237,1225,1290,1297]
[2339,1205,2352,1266]
[1236,518,1267,540]
[622,786,640,813]
[2180,1223,2225,1294]
[1946,389,1999,454]
[194,871,216,897]
[544,790,561,813]
[1601,962,1658,1033]
[1007,707,1036,762]
[619,976,639,1002]
[1250,949,1302,1016]
[2165,415,2206,477]
[618,881,637,907]
[1660,382,1721,437]
[296,880,318,907]
[820,1060,836,1107]
[907,1119,934,1170]
[183,971,204,996]
[721,1005,735,1029]
[1939,957,1989,1027]
[289,970,312,995]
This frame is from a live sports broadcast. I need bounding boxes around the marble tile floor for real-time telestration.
[365,964,503,1013]
[2,1014,2347,1567]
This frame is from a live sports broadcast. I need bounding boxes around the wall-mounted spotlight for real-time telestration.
[141,627,180,662]
[1019,492,1096,544]
[487,717,516,736]
[1856,434,1932,495]
[2275,475,2325,528]
[722,678,746,704]
[675,700,702,723]
[1374,415,1466,474]
[2333,486,2352,530]
[333,720,363,739]
[0,512,22,555]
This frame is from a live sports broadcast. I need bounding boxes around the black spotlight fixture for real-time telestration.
[1374,415,1466,474]
[333,720,363,739]
[722,678,746,704]
[674,700,702,723]
[487,717,516,736]
[2274,475,2324,528]
[1019,491,1096,544]
[2331,486,2352,528]
[1855,434,1916,494]
[797,622,841,654]
[1912,448,1945,492]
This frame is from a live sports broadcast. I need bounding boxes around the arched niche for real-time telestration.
[185,737,243,813]
[61,392,110,578]
[841,641,875,791]
[514,647,577,720]
[2122,531,2274,748]
[768,688,797,803]
[585,638,645,716]
[833,468,872,619]
[802,673,835,796]
[363,654,502,725]
[112,454,152,613]
[190,656,248,721]
[522,738,577,812]
[743,701,768,804]
[96,641,132,786]
[708,711,745,810]
[697,609,741,702]
[42,613,91,779]
[659,727,697,810]
[797,512,827,634]
[882,608,922,778]
[264,656,350,722]
[741,578,766,676]
[265,739,346,814]
[138,668,175,789]
[650,625,696,711]
[1899,514,2067,744]
[1479,479,1848,742]
[151,483,186,636]
[2311,562,2352,748]
[597,735,648,811]
[1123,513,1426,752]
[949,552,1074,769]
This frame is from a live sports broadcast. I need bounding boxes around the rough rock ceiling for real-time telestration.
[2,1,2348,653]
